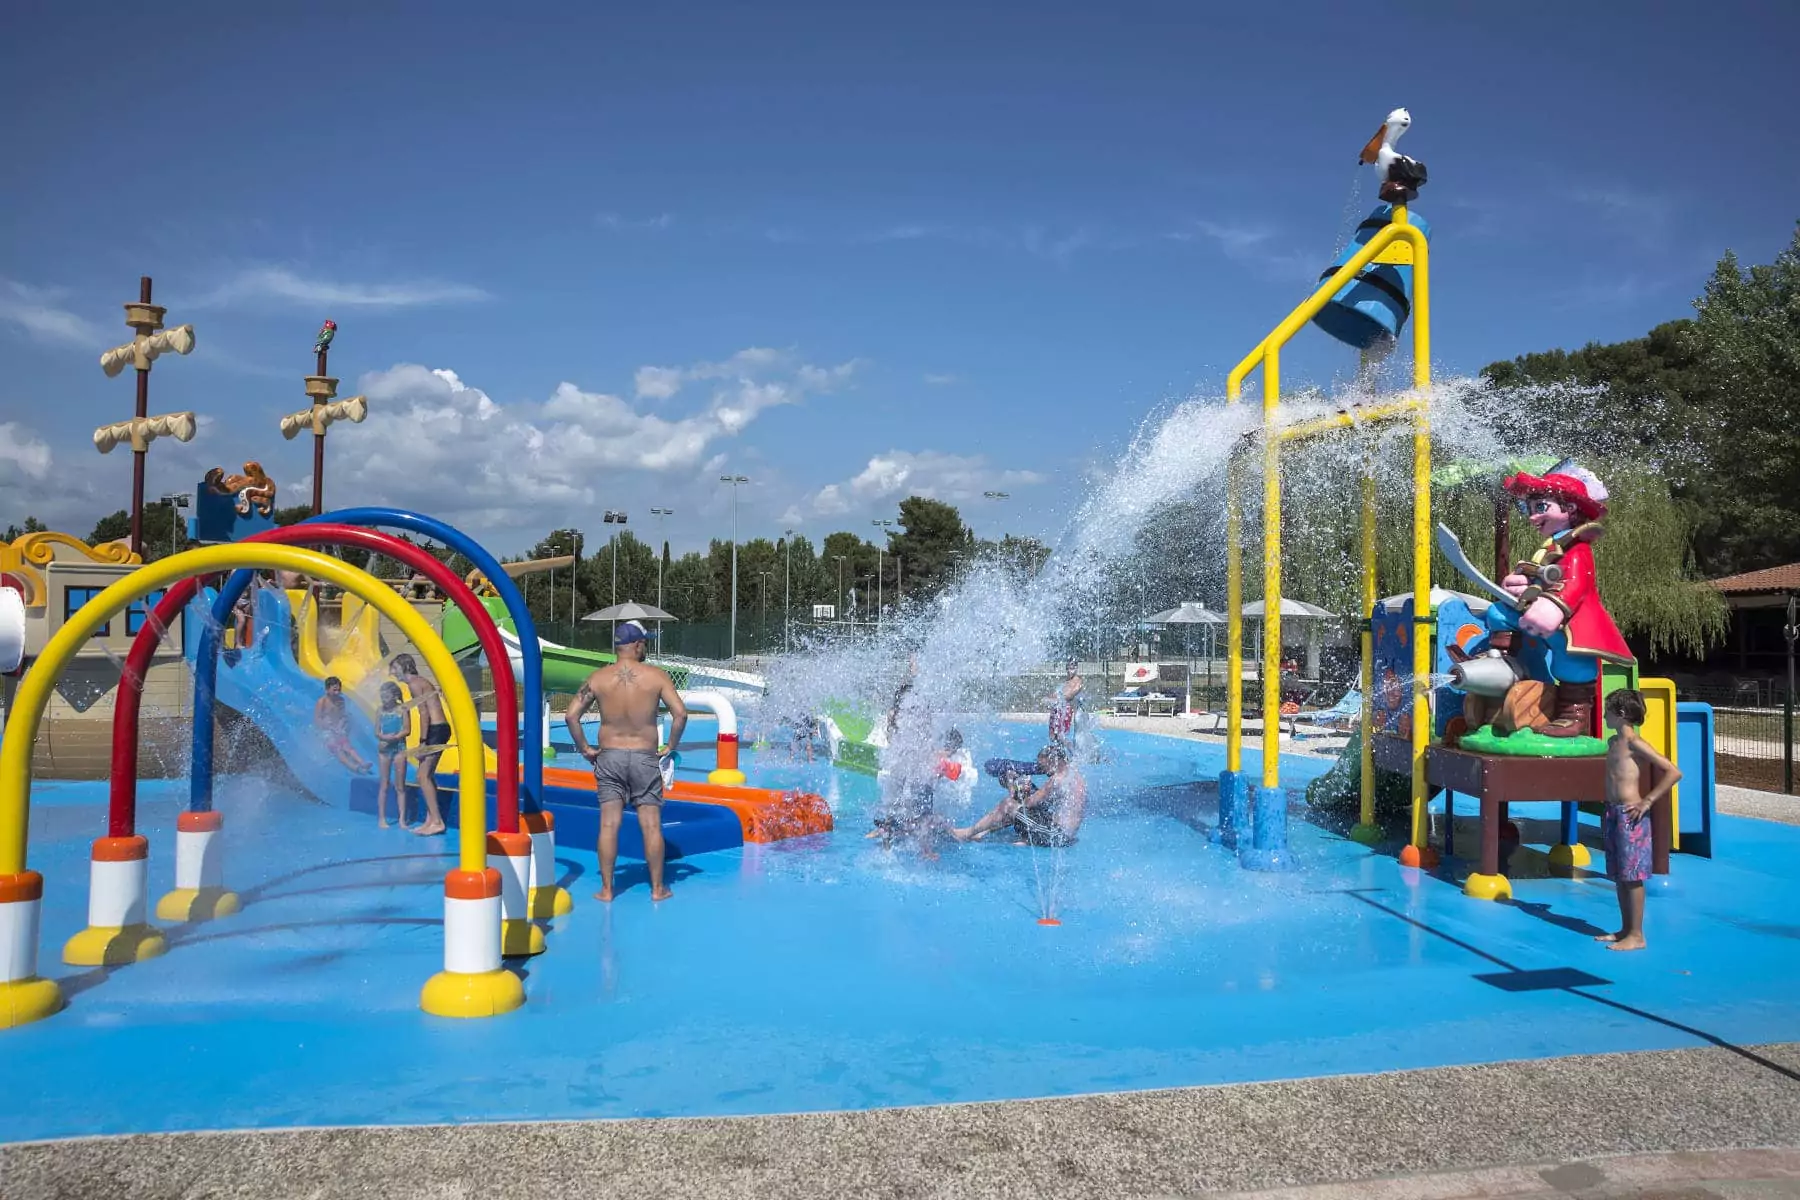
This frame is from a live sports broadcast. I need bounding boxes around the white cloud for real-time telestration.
[798,450,1044,519]
[923,373,961,387]
[634,366,685,400]
[0,279,102,348]
[0,421,53,483]
[0,419,107,532]
[631,347,862,402]
[190,266,489,309]
[1168,220,1314,283]
[597,211,674,232]
[317,350,861,542]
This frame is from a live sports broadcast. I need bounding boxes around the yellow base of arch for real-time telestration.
[155,887,242,923]
[63,923,168,967]
[420,967,526,1018]
[0,977,64,1028]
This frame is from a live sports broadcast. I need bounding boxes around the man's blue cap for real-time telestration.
[614,620,649,645]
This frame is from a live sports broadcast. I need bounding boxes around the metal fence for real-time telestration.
[1677,681,1796,795]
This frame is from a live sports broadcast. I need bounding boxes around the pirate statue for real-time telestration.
[1463,460,1636,739]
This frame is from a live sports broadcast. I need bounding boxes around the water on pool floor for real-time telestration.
[8,724,1799,1141]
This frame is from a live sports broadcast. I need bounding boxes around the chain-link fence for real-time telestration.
[1677,680,1796,795]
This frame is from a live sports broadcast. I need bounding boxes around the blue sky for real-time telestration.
[3,1,1796,556]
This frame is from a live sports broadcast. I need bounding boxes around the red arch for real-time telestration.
[107,524,521,838]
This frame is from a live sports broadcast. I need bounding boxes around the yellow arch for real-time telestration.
[0,544,488,875]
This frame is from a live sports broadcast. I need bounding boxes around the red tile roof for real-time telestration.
[1708,563,1800,594]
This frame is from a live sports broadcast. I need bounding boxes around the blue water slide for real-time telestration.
[183,586,377,808]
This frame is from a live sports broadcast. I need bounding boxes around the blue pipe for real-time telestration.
[188,507,545,815]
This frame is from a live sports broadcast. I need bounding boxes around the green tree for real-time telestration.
[884,496,973,604]
[271,504,312,527]
[2,516,48,541]
[87,505,189,561]
[820,531,878,614]
[1686,227,1800,573]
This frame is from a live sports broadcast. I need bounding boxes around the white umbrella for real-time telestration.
[1240,598,1337,619]
[583,600,678,645]
[1144,603,1227,713]
[582,601,676,622]
[1241,598,1339,678]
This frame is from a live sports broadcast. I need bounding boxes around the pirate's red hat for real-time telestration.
[1502,463,1607,521]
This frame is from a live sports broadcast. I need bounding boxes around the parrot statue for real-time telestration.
[314,319,337,355]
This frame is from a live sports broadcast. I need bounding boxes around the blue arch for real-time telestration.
[187,506,546,815]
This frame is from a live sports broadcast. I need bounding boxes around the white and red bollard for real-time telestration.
[487,830,543,957]
[63,835,168,966]
[156,810,241,922]
[419,867,525,1018]
[0,870,62,1027]
[522,809,573,918]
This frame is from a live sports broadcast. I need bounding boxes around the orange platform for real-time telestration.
[535,765,834,844]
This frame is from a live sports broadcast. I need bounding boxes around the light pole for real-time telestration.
[600,514,625,646]
[160,493,189,558]
[650,507,673,615]
[860,576,874,623]
[603,510,629,611]
[757,570,773,631]
[870,519,893,630]
[558,528,583,642]
[833,555,847,624]
[782,528,796,652]
[719,475,750,660]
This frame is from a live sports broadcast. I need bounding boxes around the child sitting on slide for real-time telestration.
[313,677,372,774]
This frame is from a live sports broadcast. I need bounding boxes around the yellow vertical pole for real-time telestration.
[1225,393,1243,775]
[1262,348,1283,791]
[1400,209,1436,861]
[1351,434,1380,845]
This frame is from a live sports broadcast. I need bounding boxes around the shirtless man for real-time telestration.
[565,621,687,901]
[1596,689,1680,952]
[953,744,1087,847]
[389,653,449,836]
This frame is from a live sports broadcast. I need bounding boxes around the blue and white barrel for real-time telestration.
[1310,204,1431,350]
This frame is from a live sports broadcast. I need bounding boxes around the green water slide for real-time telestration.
[442,596,619,694]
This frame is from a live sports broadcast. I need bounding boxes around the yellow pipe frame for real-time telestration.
[1223,211,1432,842]
[0,545,489,877]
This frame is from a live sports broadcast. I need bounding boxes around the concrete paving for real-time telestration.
[5,1042,1796,1200]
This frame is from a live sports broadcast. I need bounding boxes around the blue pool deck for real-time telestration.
[4,724,1799,1144]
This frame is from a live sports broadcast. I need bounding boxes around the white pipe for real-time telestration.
[677,689,737,738]
[0,587,23,675]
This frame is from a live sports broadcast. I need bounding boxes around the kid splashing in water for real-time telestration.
[1596,689,1680,951]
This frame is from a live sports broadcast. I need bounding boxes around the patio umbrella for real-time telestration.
[582,600,678,645]
[582,601,676,622]
[1143,603,1227,712]
[1241,598,1338,678]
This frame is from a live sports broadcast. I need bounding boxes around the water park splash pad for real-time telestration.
[3,107,1795,1147]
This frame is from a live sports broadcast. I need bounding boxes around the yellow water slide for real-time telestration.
[291,589,385,690]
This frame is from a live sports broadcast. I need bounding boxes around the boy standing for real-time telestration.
[1596,689,1681,952]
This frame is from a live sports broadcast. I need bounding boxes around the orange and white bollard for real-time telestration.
[486,831,543,957]
[687,689,747,785]
[522,809,573,918]
[155,811,242,922]
[63,835,168,966]
[419,868,525,1018]
[0,871,62,1027]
